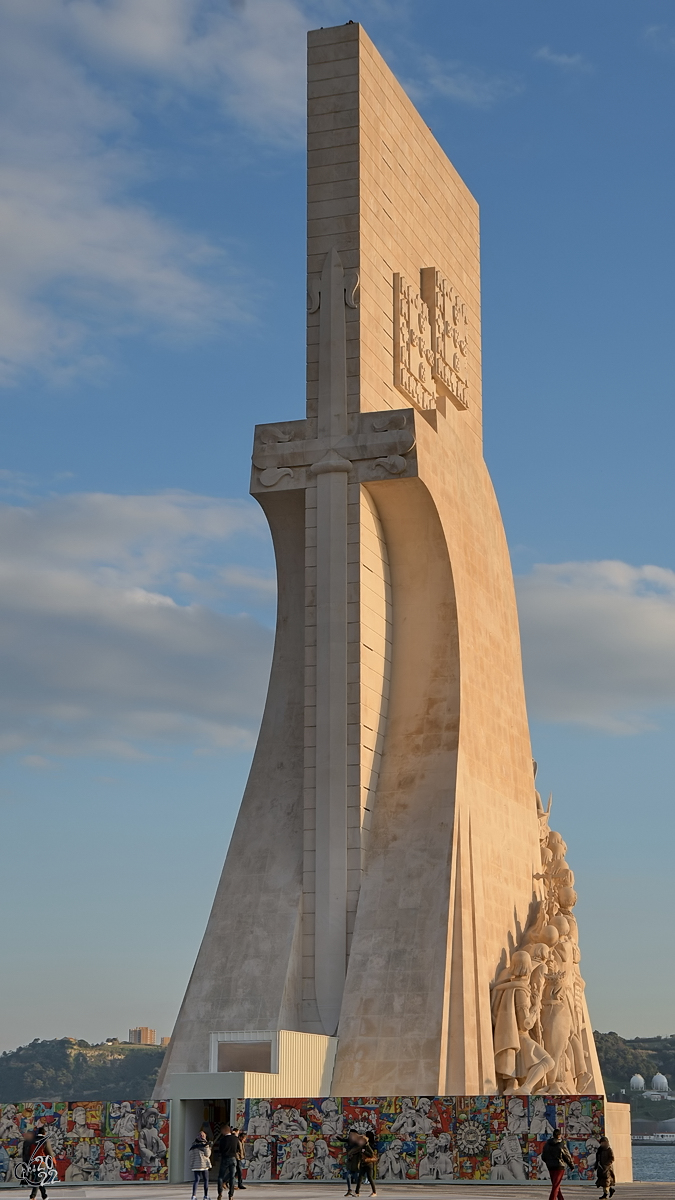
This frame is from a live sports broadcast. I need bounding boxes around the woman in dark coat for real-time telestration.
[355,1131,377,1197]
[595,1137,615,1199]
[343,1130,367,1197]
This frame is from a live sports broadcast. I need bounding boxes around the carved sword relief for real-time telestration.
[394,268,470,414]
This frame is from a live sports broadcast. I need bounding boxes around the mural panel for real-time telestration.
[0,1101,170,1184]
[234,1096,604,1182]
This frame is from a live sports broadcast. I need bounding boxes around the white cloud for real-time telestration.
[517,561,675,734]
[0,490,274,760]
[416,55,522,109]
[0,0,313,384]
[67,0,309,141]
[534,46,591,73]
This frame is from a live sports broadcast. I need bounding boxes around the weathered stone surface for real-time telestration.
[156,23,605,1114]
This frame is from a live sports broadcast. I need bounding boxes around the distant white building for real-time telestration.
[642,1072,674,1101]
[631,1074,645,1091]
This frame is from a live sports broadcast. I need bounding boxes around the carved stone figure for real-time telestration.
[492,951,554,1095]
[491,764,602,1095]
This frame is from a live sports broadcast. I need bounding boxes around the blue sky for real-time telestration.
[1,0,675,1054]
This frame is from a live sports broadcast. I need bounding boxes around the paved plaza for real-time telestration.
[1,1186,669,1200]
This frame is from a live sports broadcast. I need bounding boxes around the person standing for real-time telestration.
[595,1136,616,1199]
[235,1128,247,1190]
[188,1131,211,1200]
[214,1124,239,1200]
[342,1129,367,1197]
[541,1129,573,1200]
[22,1125,57,1200]
[355,1131,378,1197]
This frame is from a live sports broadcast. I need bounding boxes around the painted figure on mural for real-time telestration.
[68,1108,96,1140]
[418,1136,440,1179]
[529,1097,554,1141]
[310,1139,334,1180]
[64,1142,96,1183]
[99,1141,122,1182]
[496,1132,526,1182]
[3,1144,22,1184]
[246,1140,271,1182]
[278,1138,308,1180]
[378,1139,407,1181]
[507,1098,529,1135]
[272,1108,307,1136]
[413,1098,436,1134]
[390,1098,418,1139]
[435,1133,454,1179]
[566,1101,594,1140]
[246,1102,271,1137]
[111,1102,136,1140]
[0,1105,22,1139]
[319,1099,344,1138]
[585,1136,600,1172]
[138,1108,166,1172]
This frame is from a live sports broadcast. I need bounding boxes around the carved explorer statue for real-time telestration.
[491,767,601,1095]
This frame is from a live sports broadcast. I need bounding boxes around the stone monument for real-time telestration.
[156,23,608,1113]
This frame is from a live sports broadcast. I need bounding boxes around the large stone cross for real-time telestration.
[250,247,418,1035]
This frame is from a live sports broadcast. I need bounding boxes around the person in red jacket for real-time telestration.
[541,1129,574,1200]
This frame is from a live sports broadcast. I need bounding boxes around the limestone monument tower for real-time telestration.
[156,22,604,1102]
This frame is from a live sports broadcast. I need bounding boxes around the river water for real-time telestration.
[632,1145,675,1181]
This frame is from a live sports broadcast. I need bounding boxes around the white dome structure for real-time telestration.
[652,1073,669,1093]
[630,1074,645,1091]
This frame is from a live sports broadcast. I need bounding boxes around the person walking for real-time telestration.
[355,1131,378,1197]
[22,1125,57,1200]
[342,1129,367,1197]
[595,1136,616,1199]
[188,1131,211,1200]
[215,1124,240,1200]
[541,1129,573,1200]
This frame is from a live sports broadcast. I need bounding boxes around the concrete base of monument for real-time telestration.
[164,1031,338,1183]
[604,1102,633,1183]
[162,1078,632,1185]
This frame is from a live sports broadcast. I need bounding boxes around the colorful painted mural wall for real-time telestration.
[235,1096,605,1183]
[0,1101,170,1184]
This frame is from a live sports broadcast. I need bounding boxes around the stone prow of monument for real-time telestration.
[155,23,615,1135]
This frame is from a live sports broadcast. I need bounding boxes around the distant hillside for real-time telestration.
[2,1029,673,1105]
[0,1038,165,1102]
[594,1030,675,1123]
[594,1030,675,1086]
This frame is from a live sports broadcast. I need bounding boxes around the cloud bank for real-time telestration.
[0,490,274,761]
[0,0,314,384]
[420,55,523,109]
[3,501,674,765]
[517,560,675,733]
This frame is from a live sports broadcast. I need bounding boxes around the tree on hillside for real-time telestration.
[594,1031,658,1084]
[0,1039,165,1102]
